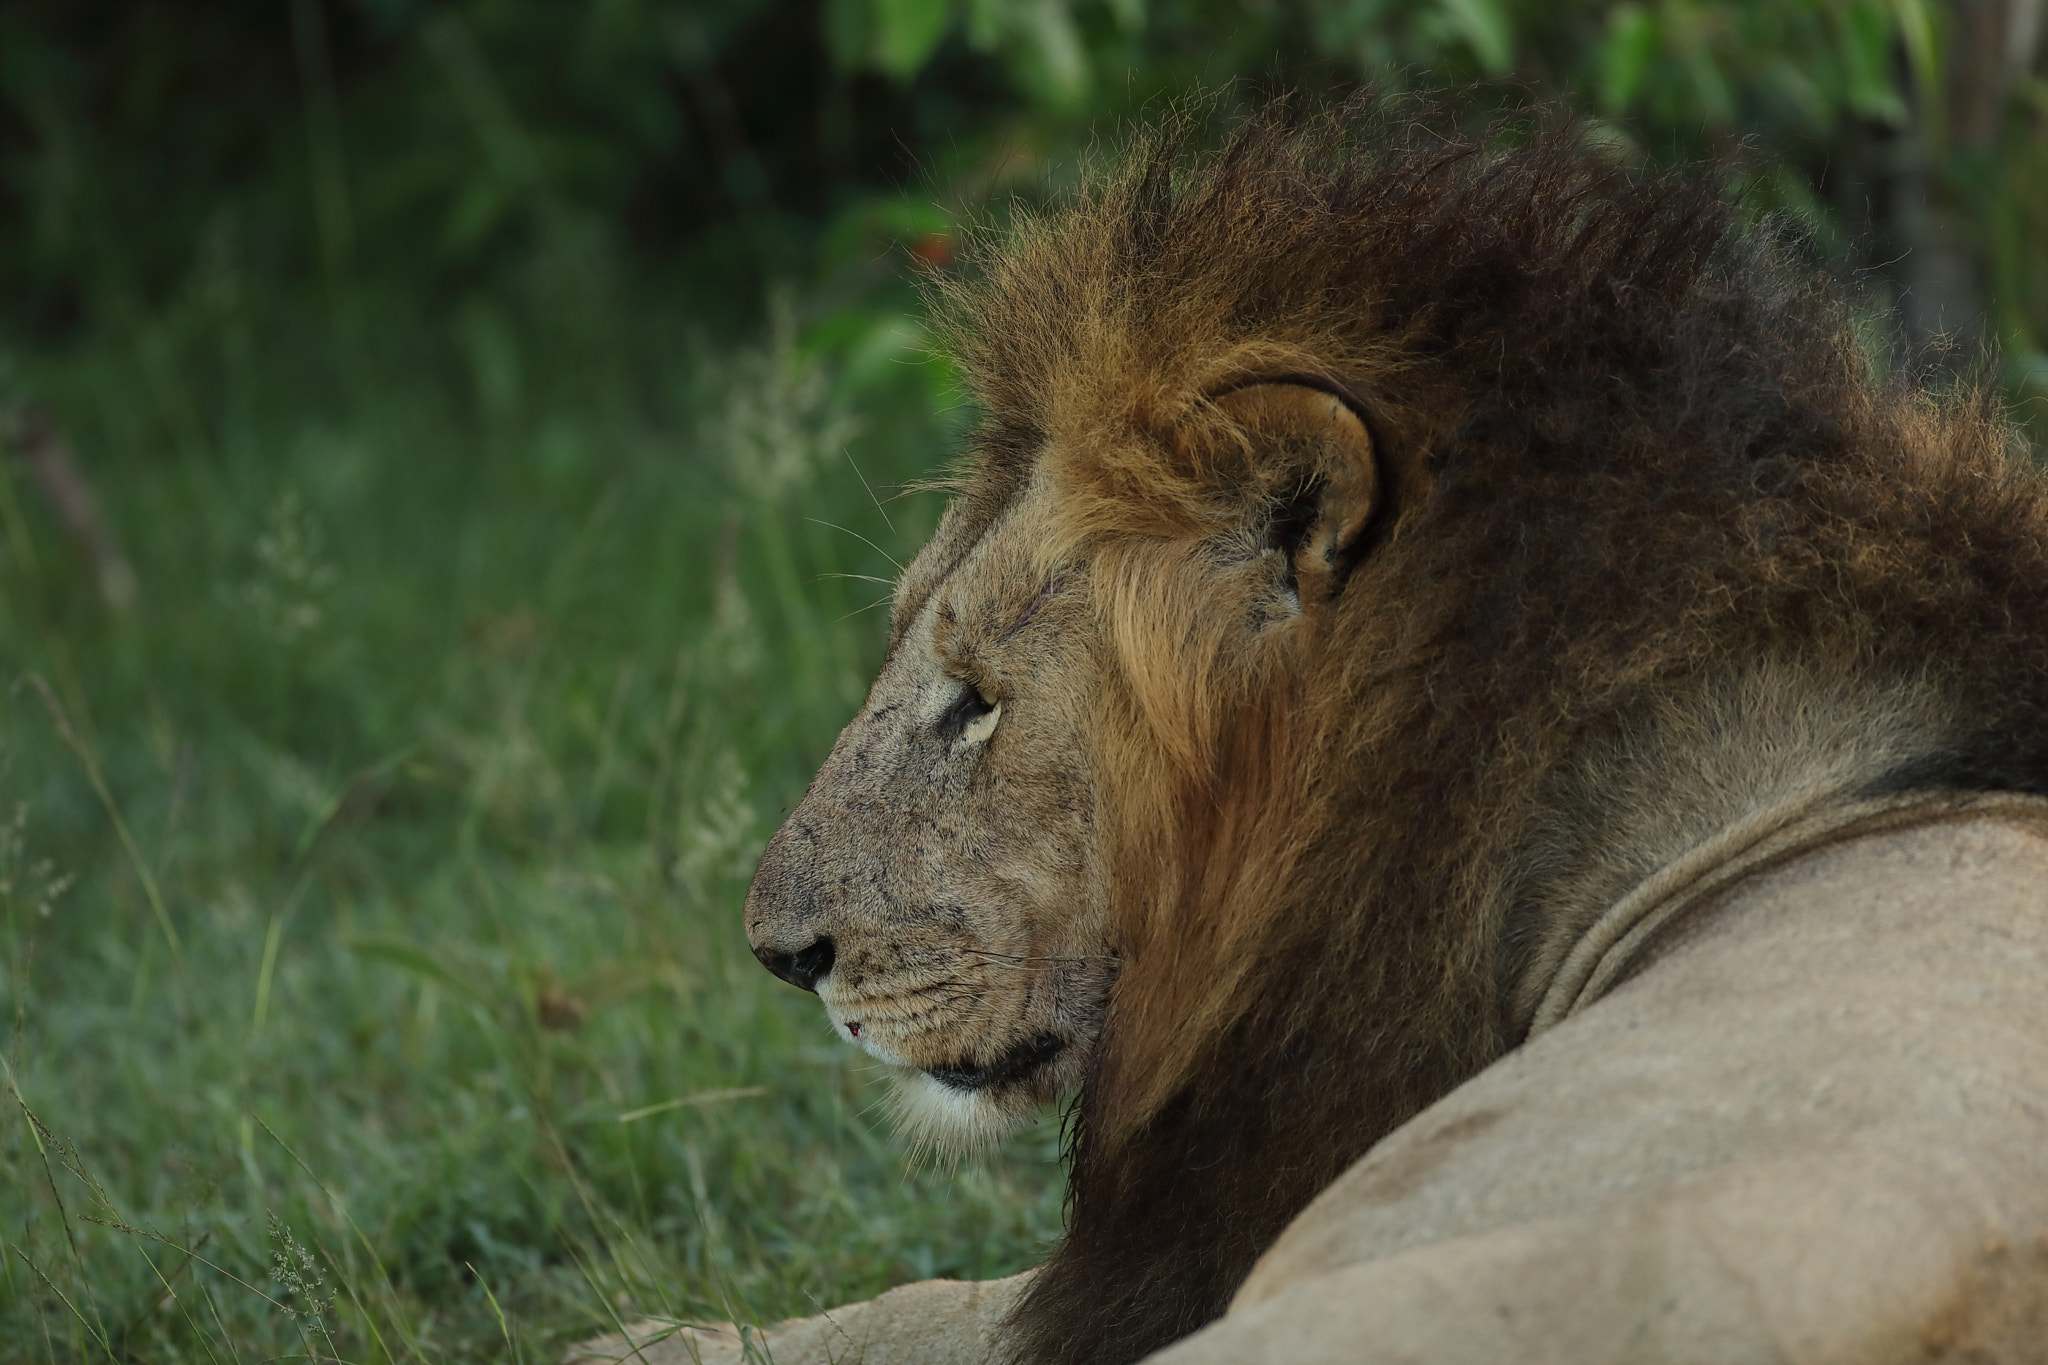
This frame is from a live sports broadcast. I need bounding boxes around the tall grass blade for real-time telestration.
[22,674,179,956]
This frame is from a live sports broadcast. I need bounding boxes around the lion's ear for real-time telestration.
[1214,382,1380,605]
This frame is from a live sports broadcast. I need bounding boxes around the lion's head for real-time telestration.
[743,101,2048,1365]
[742,464,1114,1148]
[745,377,1386,1149]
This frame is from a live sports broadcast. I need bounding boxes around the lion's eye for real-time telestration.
[952,687,1002,744]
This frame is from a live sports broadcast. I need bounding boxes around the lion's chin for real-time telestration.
[886,1066,1043,1153]
[884,1034,1065,1153]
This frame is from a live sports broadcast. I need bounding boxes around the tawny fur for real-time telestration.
[746,96,2048,1365]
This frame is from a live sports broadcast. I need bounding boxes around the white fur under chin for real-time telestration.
[886,1067,1029,1154]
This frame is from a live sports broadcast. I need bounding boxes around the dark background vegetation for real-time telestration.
[2,1,2043,1360]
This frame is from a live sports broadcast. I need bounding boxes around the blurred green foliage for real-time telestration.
[0,1,2043,1360]
[3,0,2044,377]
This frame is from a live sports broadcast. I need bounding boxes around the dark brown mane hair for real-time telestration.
[934,95,2048,1365]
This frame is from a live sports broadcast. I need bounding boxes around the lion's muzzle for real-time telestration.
[744,806,845,993]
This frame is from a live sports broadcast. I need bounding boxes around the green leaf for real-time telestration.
[1437,0,1513,75]
[1104,0,1145,36]
[1889,0,1942,124]
[1840,0,1908,126]
[873,0,953,78]
[1599,5,1658,116]
[1008,0,1089,110]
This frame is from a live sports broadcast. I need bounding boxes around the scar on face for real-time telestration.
[997,577,1060,643]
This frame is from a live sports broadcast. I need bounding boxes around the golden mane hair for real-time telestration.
[931,99,2048,1365]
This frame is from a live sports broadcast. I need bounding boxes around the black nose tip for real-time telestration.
[757,936,835,993]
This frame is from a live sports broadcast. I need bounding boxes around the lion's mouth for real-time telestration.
[925,1033,1065,1092]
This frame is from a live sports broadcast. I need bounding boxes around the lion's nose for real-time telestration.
[755,936,835,993]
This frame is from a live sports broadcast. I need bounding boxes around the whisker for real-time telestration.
[832,595,895,624]
[807,518,904,573]
[962,950,1117,967]
[842,450,896,535]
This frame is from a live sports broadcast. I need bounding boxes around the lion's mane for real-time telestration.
[933,100,2048,1365]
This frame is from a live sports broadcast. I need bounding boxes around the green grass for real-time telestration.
[0,265,1065,1361]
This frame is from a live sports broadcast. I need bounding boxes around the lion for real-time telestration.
[574,101,2048,1364]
